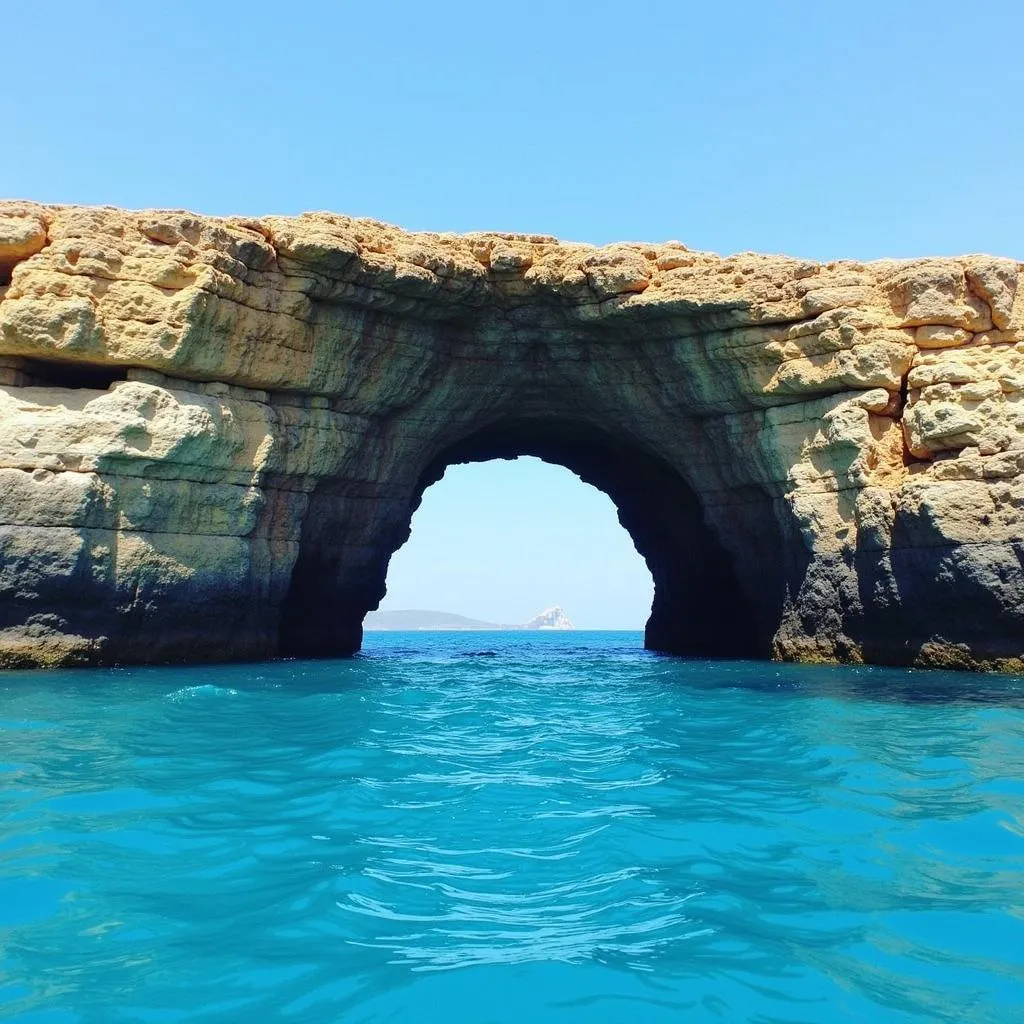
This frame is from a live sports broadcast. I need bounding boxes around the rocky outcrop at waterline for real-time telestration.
[0,201,1021,670]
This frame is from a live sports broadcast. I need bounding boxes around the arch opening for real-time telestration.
[370,456,654,631]
[278,418,762,659]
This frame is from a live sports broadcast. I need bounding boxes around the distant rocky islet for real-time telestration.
[364,606,575,631]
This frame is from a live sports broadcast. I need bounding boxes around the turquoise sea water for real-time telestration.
[1,631,1022,1023]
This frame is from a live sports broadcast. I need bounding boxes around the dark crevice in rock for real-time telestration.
[892,368,929,468]
[16,358,129,390]
[896,370,909,421]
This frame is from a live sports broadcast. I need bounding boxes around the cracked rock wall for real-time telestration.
[0,201,1021,670]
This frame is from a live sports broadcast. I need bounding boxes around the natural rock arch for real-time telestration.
[280,416,763,659]
[0,201,1022,671]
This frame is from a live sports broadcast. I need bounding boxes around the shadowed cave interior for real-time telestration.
[279,419,762,659]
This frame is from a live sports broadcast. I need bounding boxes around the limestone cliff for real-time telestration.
[0,201,1021,670]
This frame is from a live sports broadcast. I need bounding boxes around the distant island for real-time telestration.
[364,606,574,631]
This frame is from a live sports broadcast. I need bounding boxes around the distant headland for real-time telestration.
[364,606,575,631]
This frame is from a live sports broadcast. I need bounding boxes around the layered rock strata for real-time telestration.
[0,201,1021,670]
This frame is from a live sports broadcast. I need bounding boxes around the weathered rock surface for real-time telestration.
[0,201,1021,670]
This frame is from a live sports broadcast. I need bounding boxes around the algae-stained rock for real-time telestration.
[0,200,1022,671]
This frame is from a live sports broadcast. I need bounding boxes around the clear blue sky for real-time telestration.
[383,459,652,628]
[4,1,1022,627]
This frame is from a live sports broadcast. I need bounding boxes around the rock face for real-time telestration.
[0,201,1021,671]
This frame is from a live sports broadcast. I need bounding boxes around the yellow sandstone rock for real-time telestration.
[0,201,1021,671]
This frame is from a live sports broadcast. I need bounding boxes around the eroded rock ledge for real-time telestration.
[1,201,1022,670]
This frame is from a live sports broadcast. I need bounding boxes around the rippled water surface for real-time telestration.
[2,632,1023,1023]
